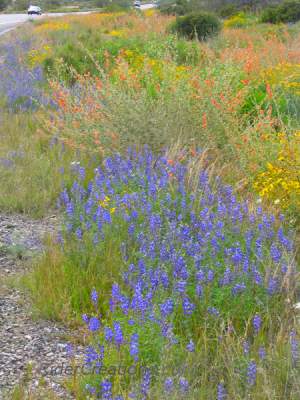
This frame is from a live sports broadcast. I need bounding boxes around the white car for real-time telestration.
[134,1,141,8]
[28,5,42,15]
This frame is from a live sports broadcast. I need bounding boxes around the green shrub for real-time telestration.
[219,4,239,18]
[261,0,300,24]
[261,5,282,24]
[280,0,300,22]
[104,2,130,12]
[159,0,192,16]
[171,11,221,40]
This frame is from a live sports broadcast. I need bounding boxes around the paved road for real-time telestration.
[0,5,156,36]
[0,11,91,36]
[140,3,156,10]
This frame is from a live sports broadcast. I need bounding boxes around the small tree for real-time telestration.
[0,0,8,11]
[219,4,239,18]
[10,0,28,11]
[171,11,221,41]
[261,0,300,23]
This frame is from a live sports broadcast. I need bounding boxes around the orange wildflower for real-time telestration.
[202,112,208,129]
[211,98,221,110]
[266,83,273,100]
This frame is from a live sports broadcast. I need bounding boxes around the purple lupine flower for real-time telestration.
[278,228,293,252]
[114,321,123,347]
[270,243,282,263]
[78,166,85,180]
[140,368,151,399]
[182,297,195,315]
[164,377,174,393]
[75,227,83,240]
[232,247,243,265]
[179,377,189,393]
[111,283,122,302]
[253,314,262,335]
[232,282,246,296]
[85,384,97,395]
[161,271,170,288]
[104,327,114,343]
[221,267,232,286]
[217,383,227,400]
[243,340,250,355]
[196,270,205,282]
[160,298,174,318]
[91,289,98,305]
[0,42,50,111]
[65,343,73,358]
[128,223,135,236]
[175,280,187,294]
[101,379,112,400]
[290,330,299,366]
[247,360,257,386]
[196,284,203,297]
[255,238,263,259]
[88,317,101,332]
[252,268,263,286]
[130,333,139,362]
[93,233,99,245]
[82,314,89,323]
[281,263,288,274]
[258,346,266,360]
[85,344,104,371]
[186,339,195,352]
[207,307,220,317]
[267,277,278,295]
[207,270,214,282]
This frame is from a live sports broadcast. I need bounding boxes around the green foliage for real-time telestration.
[241,83,300,127]
[24,232,124,323]
[8,0,28,11]
[94,0,131,10]
[170,11,221,40]
[218,3,239,18]
[159,0,193,16]
[261,0,300,24]
[0,0,8,11]
[0,113,95,217]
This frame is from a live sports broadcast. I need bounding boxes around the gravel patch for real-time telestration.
[0,213,83,399]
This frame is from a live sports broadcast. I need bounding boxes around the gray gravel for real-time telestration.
[0,213,83,399]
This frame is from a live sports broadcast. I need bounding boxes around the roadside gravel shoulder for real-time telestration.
[0,213,83,399]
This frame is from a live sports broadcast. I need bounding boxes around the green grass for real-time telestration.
[23,232,124,324]
[0,113,95,218]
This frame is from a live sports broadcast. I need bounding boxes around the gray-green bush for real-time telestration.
[171,12,221,41]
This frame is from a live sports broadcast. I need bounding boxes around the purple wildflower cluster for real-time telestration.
[0,41,50,111]
[59,149,296,398]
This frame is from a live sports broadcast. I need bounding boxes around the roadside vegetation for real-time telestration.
[0,3,299,399]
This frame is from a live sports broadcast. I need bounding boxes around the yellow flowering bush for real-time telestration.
[34,21,70,33]
[109,29,127,38]
[65,12,124,28]
[144,9,156,17]
[224,13,249,28]
[253,132,300,211]
[113,49,164,82]
[27,45,52,68]
[262,63,300,95]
